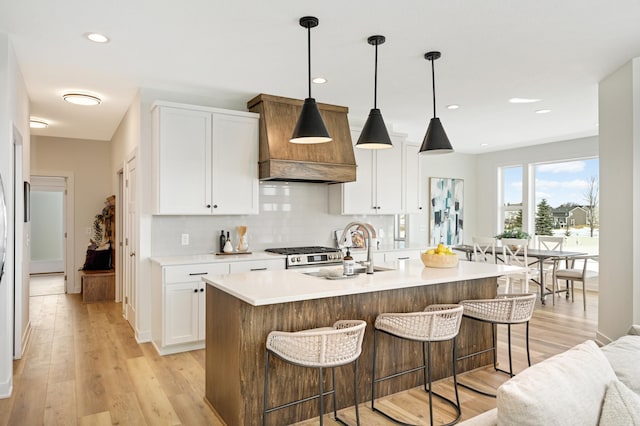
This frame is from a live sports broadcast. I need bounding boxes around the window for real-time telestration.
[499,159,599,254]
[500,166,523,232]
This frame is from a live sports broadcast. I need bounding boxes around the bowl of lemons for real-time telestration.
[421,244,459,268]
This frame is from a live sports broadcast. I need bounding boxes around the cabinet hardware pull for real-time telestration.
[250,267,267,271]
[189,272,208,276]
[193,289,198,293]
[200,288,204,292]
[213,204,218,208]
[206,204,211,208]
[397,257,410,260]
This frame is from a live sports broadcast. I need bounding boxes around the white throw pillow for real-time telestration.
[601,335,640,395]
[497,340,616,426]
[598,379,640,425]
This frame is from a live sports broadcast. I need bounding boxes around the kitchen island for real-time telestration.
[203,259,522,425]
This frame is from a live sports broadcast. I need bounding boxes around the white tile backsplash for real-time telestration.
[151,181,395,256]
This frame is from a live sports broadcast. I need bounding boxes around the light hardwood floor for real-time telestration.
[0,288,597,425]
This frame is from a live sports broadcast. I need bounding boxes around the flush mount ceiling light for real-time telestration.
[419,51,453,154]
[357,35,392,150]
[312,77,327,84]
[290,16,332,144]
[29,119,48,129]
[535,109,551,114]
[447,104,460,110]
[509,97,541,104]
[85,32,110,43]
[63,93,101,106]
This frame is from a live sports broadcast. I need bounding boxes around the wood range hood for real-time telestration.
[247,94,356,183]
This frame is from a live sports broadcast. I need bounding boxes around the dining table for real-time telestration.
[452,244,587,304]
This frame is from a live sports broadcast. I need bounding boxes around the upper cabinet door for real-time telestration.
[153,102,259,215]
[375,138,403,214]
[155,107,212,214]
[211,113,259,215]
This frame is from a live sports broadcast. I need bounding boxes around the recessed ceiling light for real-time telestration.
[509,98,541,104]
[480,143,489,147]
[312,77,327,84]
[535,109,551,114]
[85,32,110,43]
[447,104,460,110]
[63,93,102,106]
[30,119,48,129]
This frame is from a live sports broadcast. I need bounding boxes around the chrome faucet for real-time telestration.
[339,222,376,274]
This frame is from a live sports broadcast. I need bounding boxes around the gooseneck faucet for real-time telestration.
[339,222,376,274]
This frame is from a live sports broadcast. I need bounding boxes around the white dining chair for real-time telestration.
[537,236,565,284]
[552,254,599,310]
[472,236,497,263]
[501,238,538,293]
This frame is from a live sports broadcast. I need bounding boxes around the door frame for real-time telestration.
[122,150,137,329]
[30,171,75,293]
[29,176,67,276]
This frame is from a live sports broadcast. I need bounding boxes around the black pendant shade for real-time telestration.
[291,98,331,143]
[420,117,452,153]
[357,35,392,149]
[357,108,392,149]
[290,16,332,144]
[419,51,453,154]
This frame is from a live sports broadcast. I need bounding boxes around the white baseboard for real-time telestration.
[136,330,152,343]
[0,378,13,399]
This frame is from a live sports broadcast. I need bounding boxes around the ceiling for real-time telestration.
[2,1,640,153]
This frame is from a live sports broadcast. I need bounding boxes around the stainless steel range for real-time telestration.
[265,246,343,269]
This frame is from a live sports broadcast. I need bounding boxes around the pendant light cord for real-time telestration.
[374,42,378,109]
[431,58,437,118]
[307,24,312,99]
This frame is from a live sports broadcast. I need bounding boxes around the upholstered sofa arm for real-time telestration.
[458,408,497,425]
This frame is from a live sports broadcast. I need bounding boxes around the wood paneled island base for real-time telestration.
[205,276,497,426]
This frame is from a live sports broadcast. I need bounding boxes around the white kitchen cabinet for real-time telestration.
[384,249,421,262]
[152,102,259,215]
[329,129,404,215]
[152,262,230,355]
[403,142,426,214]
[229,258,286,273]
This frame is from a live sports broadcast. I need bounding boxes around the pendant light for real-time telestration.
[290,16,332,144]
[356,35,392,149]
[419,51,453,154]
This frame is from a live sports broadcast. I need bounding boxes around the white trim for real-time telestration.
[31,171,75,293]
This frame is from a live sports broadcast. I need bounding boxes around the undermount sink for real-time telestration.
[301,265,395,278]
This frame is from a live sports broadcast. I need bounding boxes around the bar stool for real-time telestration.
[456,293,536,397]
[371,304,464,426]
[263,320,366,426]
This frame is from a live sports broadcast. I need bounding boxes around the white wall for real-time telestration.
[406,151,478,247]
[31,136,113,293]
[0,34,30,398]
[597,58,640,342]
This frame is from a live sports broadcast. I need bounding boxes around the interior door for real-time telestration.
[123,156,137,327]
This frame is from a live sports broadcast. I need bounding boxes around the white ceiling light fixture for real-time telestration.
[447,104,460,110]
[312,77,327,84]
[535,109,551,114]
[29,119,48,129]
[85,32,110,43]
[63,93,102,106]
[509,97,541,104]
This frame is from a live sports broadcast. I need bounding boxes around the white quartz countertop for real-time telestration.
[151,251,285,266]
[203,259,524,306]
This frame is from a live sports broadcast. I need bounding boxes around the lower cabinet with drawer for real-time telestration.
[151,262,230,355]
